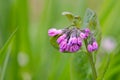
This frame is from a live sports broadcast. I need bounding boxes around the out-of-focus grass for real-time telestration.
[0,0,120,80]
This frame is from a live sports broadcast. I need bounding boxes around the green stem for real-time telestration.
[84,40,97,80]
[87,52,97,80]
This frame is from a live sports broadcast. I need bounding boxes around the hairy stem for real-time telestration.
[84,40,97,80]
[87,52,97,80]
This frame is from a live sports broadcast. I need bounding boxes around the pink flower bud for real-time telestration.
[87,44,93,52]
[65,45,70,51]
[57,34,66,44]
[85,28,90,33]
[69,45,80,52]
[59,39,67,49]
[92,41,98,50]
[68,37,77,45]
[77,37,82,46]
[48,28,62,36]
[80,32,86,39]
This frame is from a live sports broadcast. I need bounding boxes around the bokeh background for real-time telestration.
[0,0,120,80]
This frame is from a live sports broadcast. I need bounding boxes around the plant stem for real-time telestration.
[87,52,97,80]
[84,40,97,80]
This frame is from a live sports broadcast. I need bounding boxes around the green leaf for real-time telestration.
[83,8,102,47]
[104,49,120,80]
[0,28,18,57]
[49,35,71,53]
[0,28,17,80]
[62,11,74,22]
[50,35,60,50]
[83,8,96,28]
[71,52,92,80]
[1,46,11,80]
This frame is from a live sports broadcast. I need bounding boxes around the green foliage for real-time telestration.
[97,54,110,80]
[50,35,60,50]
[62,12,74,22]
[104,49,120,80]
[0,28,17,57]
[83,8,102,46]
[0,0,120,80]
[71,52,92,80]
[0,28,17,80]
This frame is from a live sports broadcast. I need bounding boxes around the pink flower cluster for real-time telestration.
[48,27,98,53]
[87,41,98,52]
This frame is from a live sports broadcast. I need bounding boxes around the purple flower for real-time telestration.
[57,30,62,34]
[92,41,98,50]
[65,45,70,51]
[87,44,93,52]
[85,29,90,38]
[87,41,98,52]
[57,34,66,44]
[80,32,86,39]
[77,37,82,46]
[85,28,90,33]
[69,46,73,52]
[48,28,62,36]
[59,39,67,49]
[68,37,78,45]
[85,33,89,38]
[69,45,80,52]
[73,45,80,52]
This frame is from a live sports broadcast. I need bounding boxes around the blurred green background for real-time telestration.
[0,0,120,80]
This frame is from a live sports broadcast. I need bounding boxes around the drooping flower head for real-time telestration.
[48,11,99,53]
[48,26,98,53]
[87,37,98,52]
[87,41,98,52]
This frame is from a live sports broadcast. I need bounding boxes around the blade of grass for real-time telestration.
[1,46,11,80]
[0,27,17,80]
[97,54,110,80]
[0,28,18,57]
